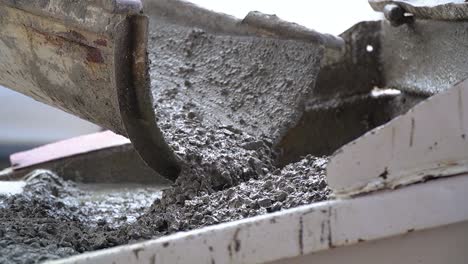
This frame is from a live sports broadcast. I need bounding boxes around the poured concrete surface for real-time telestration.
[0,171,167,263]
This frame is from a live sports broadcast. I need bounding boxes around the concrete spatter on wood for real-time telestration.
[0,19,330,264]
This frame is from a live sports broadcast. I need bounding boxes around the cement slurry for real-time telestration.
[0,22,331,264]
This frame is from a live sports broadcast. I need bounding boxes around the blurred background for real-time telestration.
[0,0,380,168]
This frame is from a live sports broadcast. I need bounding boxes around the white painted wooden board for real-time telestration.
[49,174,468,264]
[270,220,468,264]
[328,78,468,197]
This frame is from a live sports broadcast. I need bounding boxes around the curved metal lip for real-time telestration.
[144,0,344,52]
[125,0,344,180]
[0,0,345,182]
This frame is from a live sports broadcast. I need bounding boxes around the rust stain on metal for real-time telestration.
[94,38,108,46]
[28,26,65,48]
[28,26,106,64]
[86,47,105,63]
[59,30,86,43]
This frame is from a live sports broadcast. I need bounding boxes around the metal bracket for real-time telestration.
[369,0,468,20]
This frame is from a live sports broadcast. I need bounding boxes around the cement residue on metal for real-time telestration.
[147,17,323,143]
[0,20,330,264]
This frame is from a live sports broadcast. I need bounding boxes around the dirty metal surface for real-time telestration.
[380,19,468,95]
[313,21,383,99]
[0,4,126,134]
[275,21,427,165]
[277,92,424,166]
[50,174,468,264]
[275,21,384,164]
[0,0,143,16]
[0,1,181,180]
[327,78,468,197]
[369,0,468,20]
[0,0,346,180]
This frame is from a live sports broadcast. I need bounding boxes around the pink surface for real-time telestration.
[10,131,131,170]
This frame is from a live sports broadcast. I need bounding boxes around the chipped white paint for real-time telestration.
[328,78,468,197]
[49,174,468,264]
[271,220,468,264]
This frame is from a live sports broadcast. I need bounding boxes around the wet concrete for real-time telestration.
[0,20,332,263]
[147,17,323,144]
[0,12,434,263]
[0,2,457,263]
[0,171,166,263]
[0,155,329,264]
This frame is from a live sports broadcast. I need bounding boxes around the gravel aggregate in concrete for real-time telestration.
[0,22,331,264]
